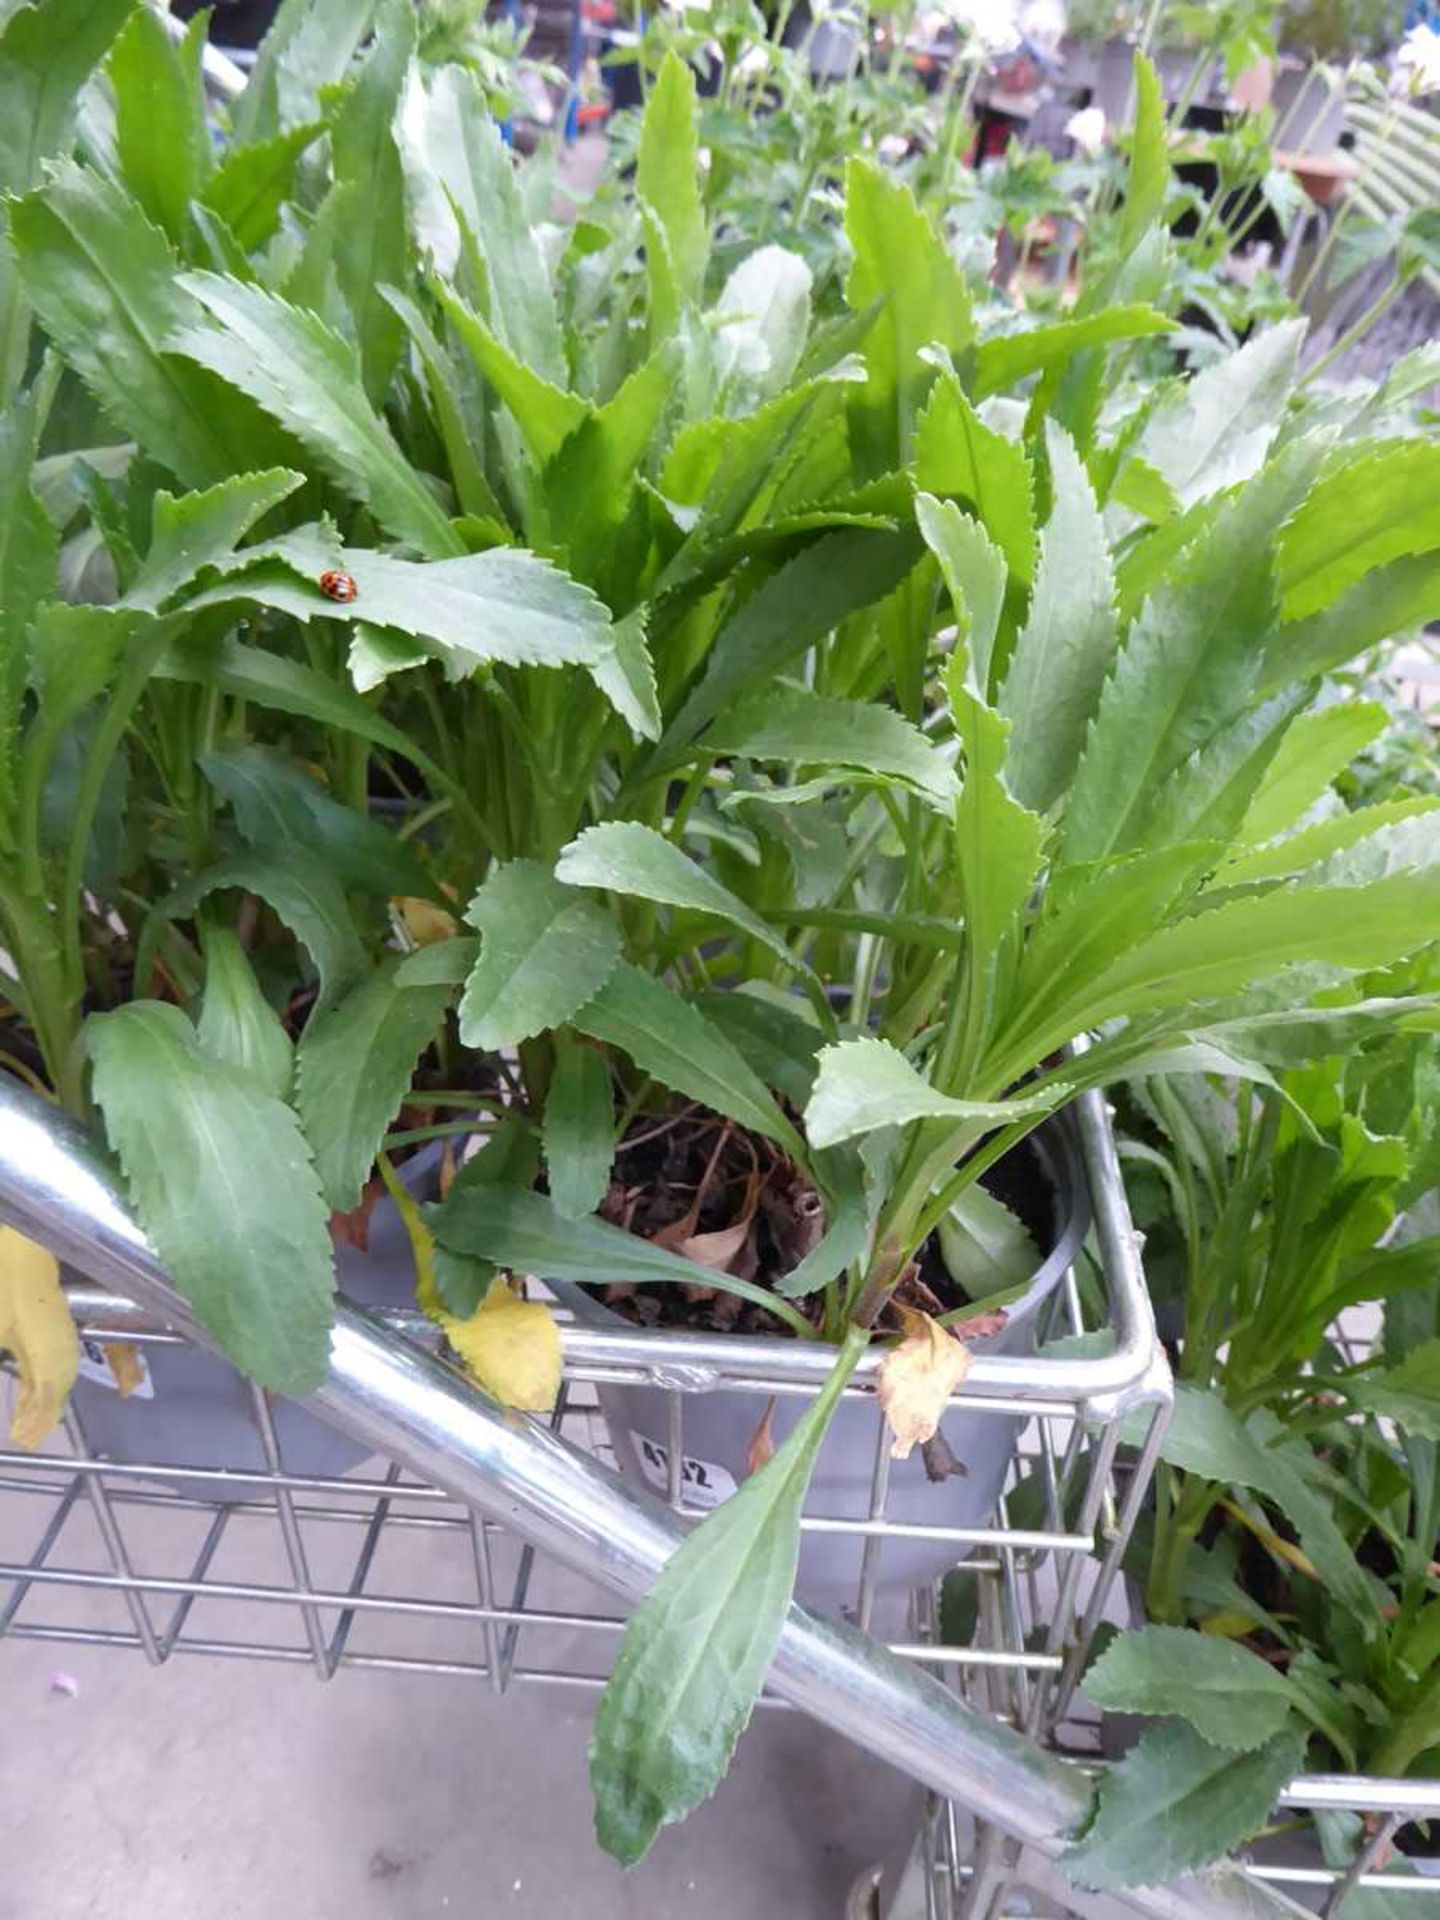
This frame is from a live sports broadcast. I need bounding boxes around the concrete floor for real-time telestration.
[0,1423,923,1920]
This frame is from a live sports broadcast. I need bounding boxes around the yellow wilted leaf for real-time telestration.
[443,1283,561,1413]
[103,1343,146,1399]
[0,1226,79,1449]
[395,894,459,947]
[877,1306,972,1461]
[375,1152,443,1320]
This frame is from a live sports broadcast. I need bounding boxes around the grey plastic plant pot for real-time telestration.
[68,1145,441,1499]
[550,1120,1088,1615]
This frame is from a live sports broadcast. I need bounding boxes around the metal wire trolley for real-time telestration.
[0,1078,1434,1919]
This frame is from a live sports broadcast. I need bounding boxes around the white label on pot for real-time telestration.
[629,1430,737,1510]
[76,1338,155,1400]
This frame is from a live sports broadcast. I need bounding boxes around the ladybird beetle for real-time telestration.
[319,568,358,604]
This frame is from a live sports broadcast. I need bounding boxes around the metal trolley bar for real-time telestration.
[0,1081,1302,1920]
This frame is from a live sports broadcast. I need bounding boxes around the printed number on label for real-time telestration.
[629,1430,738,1510]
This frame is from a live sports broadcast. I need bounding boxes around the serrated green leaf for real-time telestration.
[1117,53,1168,259]
[1113,493,1220,627]
[1063,448,1316,866]
[1226,796,1440,887]
[543,346,677,599]
[233,0,382,143]
[950,677,1044,1054]
[1262,551,1440,691]
[1239,701,1389,847]
[1136,692,1305,857]
[89,1000,334,1395]
[296,958,452,1212]
[658,376,853,559]
[10,164,297,488]
[845,160,973,472]
[200,122,325,251]
[401,64,565,383]
[436,281,588,468]
[1051,869,1440,1040]
[1083,1625,1298,1751]
[458,859,622,1052]
[25,603,151,752]
[107,7,210,247]
[973,307,1170,400]
[167,848,369,1017]
[557,821,805,974]
[126,470,305,613]
[573,962,804,1158]
[701,687,957,809]
[653,526,923,772]
[590,608,661,745]
[0,0,133,198]
[999,425,1116,814]
[916,493,1007,699]
[169,272,463,557]
[915,375,1034,587]
[693,988,823,1110]
[190,527,620,694]
[330,0,413,401]
[591,1325,866,1865]
[198,744,438,902]
[379,284,507,527]
[0,0,135,383]
[638,54,706,337]
[196,920,294,1101]
[544,1036,616,1220]
[1136,322,1304,509]
[805,1038,1055,1151]
[1063,1721,1306,1891]
[1278,441,1440,621]
[998,840,1221,1059]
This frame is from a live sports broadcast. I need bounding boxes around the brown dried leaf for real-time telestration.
[949,1307,1009,1343]
[103,1343,146,1399]
[745,1396,778,1477]
[330,1176,384,1253]
[920,1430,969,1483]
[674,1217,751,1273]
[877,1307,972,1461]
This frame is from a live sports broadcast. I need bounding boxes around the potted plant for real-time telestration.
[4,0,1440,1880]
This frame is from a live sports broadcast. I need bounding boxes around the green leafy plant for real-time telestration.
[3,0,1440,1880]
[1068,868,1440,1879]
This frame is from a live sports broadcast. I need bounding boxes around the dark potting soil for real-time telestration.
[579,1101,1059,1339]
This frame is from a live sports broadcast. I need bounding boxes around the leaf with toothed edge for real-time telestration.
[89,1001,335,1396]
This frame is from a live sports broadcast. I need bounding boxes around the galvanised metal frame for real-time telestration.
[0,1075,1318,1920]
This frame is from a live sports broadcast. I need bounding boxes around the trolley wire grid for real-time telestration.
[0,1090,1164,1704]
[0,1079,1400,1920]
